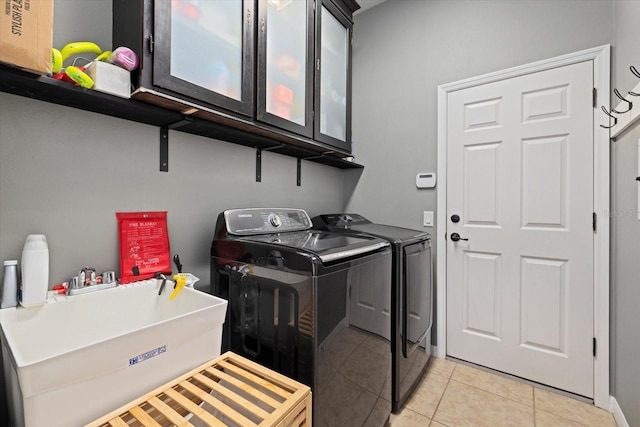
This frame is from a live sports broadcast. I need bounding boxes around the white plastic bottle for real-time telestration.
[20,234,49,307]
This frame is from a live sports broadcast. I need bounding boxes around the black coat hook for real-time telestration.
[600,106,617,129]
[611,88,633,113]
[629,66,640,96]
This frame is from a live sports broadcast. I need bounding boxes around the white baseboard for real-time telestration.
[610,396,629,427]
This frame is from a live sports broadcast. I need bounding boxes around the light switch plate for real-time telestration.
[423,211,434,227]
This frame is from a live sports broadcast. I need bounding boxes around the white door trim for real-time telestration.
[436,45,611,409]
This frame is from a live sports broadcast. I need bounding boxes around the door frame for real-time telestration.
[436,45,611,409]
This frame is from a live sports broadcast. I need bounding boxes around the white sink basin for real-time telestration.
[0,279,227,427]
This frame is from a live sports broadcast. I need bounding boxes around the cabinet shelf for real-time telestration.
[0,64,362,170]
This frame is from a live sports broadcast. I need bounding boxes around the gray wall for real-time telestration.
[0,95,346,284]
[611,0,640,424]
[350,0,640,424]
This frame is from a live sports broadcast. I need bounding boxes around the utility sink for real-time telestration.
[0,279,228,427]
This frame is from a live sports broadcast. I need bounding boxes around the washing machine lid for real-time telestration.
[238,230,389,264]
[315,213,430,244]
[349,223,430,244]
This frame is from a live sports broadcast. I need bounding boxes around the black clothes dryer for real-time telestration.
[313,213,433,412]
[211,208,393,426]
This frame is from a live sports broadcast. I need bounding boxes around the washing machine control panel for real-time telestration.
[224,208,312,235]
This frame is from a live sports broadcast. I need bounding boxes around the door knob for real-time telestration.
[450,233,468,242]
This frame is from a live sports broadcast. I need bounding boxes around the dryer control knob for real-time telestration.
[268,213,281,228]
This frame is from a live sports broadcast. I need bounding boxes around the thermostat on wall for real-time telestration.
[416,172,436,189]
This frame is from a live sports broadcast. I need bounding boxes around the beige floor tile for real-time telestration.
[534,388,616,427]
[389,407,431,426]
[426,357,456,379]
[403,368,449,418]
[535,409,588,427]
[434,380,534,427]
[451,363,533,406]
[429,422,447,427]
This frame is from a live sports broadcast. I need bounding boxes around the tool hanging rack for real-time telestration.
[601,65,640,139]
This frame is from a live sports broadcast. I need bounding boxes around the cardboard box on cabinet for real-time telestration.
[0,0,53,75]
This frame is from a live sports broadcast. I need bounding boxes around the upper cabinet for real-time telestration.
[315,0,353,151]
[153,0,255,116]
[113,0,359,154]
[257,0,314,138]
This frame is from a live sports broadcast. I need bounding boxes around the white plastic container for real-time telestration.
[1,260,19,308]
[0,279,228,427]
[19,234,49,307]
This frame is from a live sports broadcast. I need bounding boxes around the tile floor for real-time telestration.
[390,358,617,427]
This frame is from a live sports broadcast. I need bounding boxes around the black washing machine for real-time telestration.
[211,208,393,427]
[313,213,433,412]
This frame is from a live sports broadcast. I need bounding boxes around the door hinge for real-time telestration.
[593,212,597,232]
[593,337,597,357]
[592,88,597,108]
[148,34,154,54]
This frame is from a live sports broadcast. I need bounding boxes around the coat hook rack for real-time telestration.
[611,88,632,113]
[602,65,640,139]
[600,106,617,129]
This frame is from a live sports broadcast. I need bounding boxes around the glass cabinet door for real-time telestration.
[314,0,352,151]
[257,0,314,138]
[153,0,255,116]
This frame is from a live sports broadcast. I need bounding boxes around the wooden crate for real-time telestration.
[85,352,311,427]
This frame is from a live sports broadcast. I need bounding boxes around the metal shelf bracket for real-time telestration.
[159,117,193,172]
[297,154,326,186]
[256,144,285,182]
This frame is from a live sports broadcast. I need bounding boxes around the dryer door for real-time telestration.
[402,240,432,357]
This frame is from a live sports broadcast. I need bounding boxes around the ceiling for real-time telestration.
[354,0,387,15]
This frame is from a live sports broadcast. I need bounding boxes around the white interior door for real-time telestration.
[446,61,595,398]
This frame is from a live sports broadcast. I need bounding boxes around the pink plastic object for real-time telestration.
[109,47,138,71]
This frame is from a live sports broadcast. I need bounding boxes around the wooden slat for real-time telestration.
[261,390,309,427]
[193,373,272,419]
[215,360,291,399]
[129,406,163,427]
[147,395,194,427]
[106,417,129,427]
[164,388,224,427]
[271,396,305,427]
[177,380,247,427]
[204,367,282,409]
[291,411,305,427]
[222,356,302,393]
